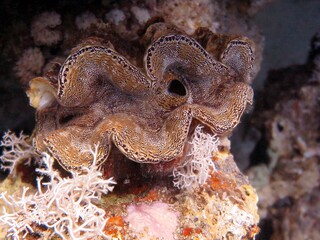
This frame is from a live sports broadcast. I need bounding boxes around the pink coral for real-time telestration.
[105,9,126,25]
[125,202,179,240]
[15,48,45,85]
[75,11,98,30]
[130,6,151,24]
[31,11,62,46]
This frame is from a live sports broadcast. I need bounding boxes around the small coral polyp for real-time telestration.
[28,22,255,174]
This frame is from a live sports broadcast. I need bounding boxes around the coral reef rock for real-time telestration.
[0,132,260,239]
[248,31,320,239]
[100,137,259,239]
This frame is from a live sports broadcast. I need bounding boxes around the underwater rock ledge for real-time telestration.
[0,133,259,239]
[247,30,320,240]
[101,137,260,240]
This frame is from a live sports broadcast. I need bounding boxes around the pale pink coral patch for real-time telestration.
[31,11,62,46]
[75,11,98,30]
[125,202,179,240]
[15,48,45,85]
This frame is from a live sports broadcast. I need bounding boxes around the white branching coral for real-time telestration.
[172,125,219,189]
[0,145,116,239]
[0,131,39,176]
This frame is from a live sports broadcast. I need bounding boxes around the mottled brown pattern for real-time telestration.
[29,23,255,171]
